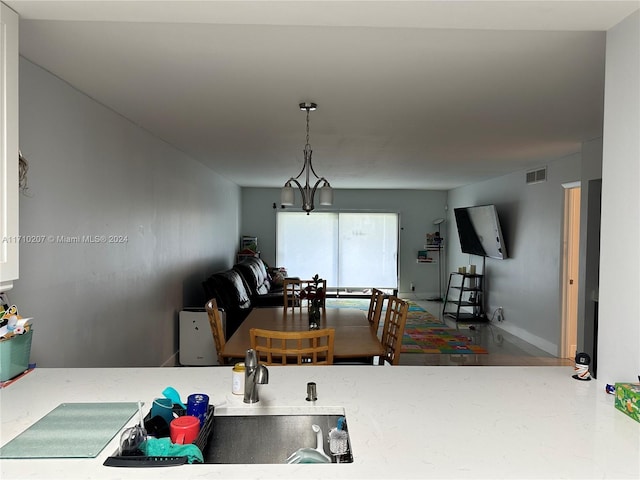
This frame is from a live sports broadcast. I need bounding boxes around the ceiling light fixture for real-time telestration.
[280,102,333,214]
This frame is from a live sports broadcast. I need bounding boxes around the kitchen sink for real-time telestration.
[201,407,352,464]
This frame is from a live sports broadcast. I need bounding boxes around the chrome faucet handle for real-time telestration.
[243,348,268,404]
[245,348,257,369]
[255,364,269,385]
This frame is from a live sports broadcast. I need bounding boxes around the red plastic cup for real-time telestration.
[169,415,200,444]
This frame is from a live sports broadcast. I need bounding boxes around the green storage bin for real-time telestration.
[0,329,33,382]
[614,382,640,423]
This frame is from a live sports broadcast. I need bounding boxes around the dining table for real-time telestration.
[223,306,385,362]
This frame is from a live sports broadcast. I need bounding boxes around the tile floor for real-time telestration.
[399,298,574,367]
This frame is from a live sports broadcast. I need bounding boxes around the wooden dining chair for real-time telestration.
[249,328,335,365]
[367,288,387,334]
[283,278,328,312]
[379,296,409,365]
[283,278,302,312]
[205,298,230,365]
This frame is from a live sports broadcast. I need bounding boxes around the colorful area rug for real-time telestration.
[325,297,488,354]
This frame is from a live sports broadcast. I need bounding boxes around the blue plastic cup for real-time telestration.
[186,393,209,426]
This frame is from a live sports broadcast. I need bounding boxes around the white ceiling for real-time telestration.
[7,1,640,190]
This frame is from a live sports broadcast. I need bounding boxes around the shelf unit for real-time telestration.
[442,272,487,322]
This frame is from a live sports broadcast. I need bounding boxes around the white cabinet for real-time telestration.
[178,310,221,366]
[0,3,19,292]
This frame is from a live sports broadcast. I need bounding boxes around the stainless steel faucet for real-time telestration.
[244,348,269,404]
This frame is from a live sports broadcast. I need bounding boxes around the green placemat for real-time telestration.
[0,402,139,458]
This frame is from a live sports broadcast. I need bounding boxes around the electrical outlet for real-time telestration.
[497,307,504,322]
[410,282,415,292]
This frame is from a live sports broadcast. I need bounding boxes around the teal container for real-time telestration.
[0,329,33,382]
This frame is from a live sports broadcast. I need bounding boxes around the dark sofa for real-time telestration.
[234,257,286,308]
[202,257,285,339]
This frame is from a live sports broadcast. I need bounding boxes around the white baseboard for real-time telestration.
[495,322,558,356]
[399,291,434,300]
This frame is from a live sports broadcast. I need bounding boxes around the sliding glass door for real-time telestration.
[276,212,398,290]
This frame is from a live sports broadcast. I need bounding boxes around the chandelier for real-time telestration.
[280,102,333,214]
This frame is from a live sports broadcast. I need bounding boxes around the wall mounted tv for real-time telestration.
[454,204,508,259]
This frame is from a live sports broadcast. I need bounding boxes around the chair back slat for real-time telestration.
[250,328,335,365]
[380,296,409,365]
[367,288,387,334]
[283,278,302,312]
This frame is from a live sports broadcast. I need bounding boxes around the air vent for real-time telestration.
[526,167,547,185]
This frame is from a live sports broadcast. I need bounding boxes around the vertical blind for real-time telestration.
[276,212,398,289]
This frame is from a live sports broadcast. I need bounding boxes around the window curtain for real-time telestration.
[276,212,398,290]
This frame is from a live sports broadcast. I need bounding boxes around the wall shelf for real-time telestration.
[417,244,443,264]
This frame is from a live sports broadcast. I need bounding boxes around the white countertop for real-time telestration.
[0,366,638,479]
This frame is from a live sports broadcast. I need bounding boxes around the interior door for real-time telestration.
[562,185,581,359]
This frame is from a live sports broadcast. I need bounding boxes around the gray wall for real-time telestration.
[446,153,581,355]
[241,188,448,295]
[598,10,640,381]
[10,58,241,367]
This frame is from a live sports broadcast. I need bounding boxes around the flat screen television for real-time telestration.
[454,205,508,259]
